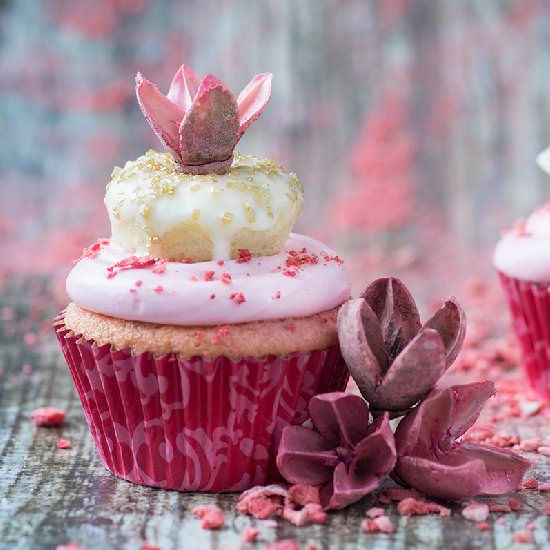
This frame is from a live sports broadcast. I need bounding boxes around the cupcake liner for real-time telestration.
[54,315,349,492]
[498,272,550,401]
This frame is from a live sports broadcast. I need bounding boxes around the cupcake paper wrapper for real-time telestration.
[54,316,349,492]
[498,272,550,401]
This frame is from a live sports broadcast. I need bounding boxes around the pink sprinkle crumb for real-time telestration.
[537,446,550,457]
[31,407,65,427]
[521,477,539,490]
[217,260,225,266]
[153,285,164,293]
[513,531,533,544]
[542,502,550,515]
[135,280,143,287]
[188,275,198,282]
[241,527,260,543]
[462,503,489,522]
[142,543,161,550]
[478,522,491,531]
[508,498,521,511]
[152,263,167,274]
[273,291,282,300]
[282,266,299,277]
[221,273,232,284]
[230,292,246,304]
[203,270,215,281]
[366,507,385,519]
[57,438,71,449]
[192,505,225,530]
[397,497,450,517]
[538,483,550,492]
[361,515,394,534]
[56,544,84,550]
[237,248,252,263]
[129,288,137,293]
[210,293,216,299]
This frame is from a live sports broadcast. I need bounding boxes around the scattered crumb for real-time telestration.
[192,505,225,529]
[56,438,71,449]
[31,407,65,427]
[240,527,260,543]
[397,497,450,517]
[462,503,489,522]
[513,530,533,544]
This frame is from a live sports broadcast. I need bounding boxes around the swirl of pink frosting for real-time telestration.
[66,233,352,326]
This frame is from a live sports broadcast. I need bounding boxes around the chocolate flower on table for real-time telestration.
[276,392,396,511]
[394,381,530,500]
[136,64,272,174]
[337,277,466,412]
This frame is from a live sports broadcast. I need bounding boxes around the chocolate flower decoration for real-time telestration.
[136,65,272,174]
[394,381,530,500]
[337,277,466,412]
[276,392,396,510]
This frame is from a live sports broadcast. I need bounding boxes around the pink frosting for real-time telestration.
[66,233,351,326]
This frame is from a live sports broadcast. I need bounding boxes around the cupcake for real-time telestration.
[493,147,550,402]
[55,65,352,492]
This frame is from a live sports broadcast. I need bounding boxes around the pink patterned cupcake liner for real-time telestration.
[498,272,550,401]
[54,315,349,492]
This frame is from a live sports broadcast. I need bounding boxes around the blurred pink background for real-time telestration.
[2,0,550,305]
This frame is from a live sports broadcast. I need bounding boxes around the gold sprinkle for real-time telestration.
[267,205,274,218]
[139,204,151,218]
[151,236,160,243]
[192,209,201,221]
[190,183,200,192]
[243,201,256,223]
[221,212,234,224]
[211,186,223,196]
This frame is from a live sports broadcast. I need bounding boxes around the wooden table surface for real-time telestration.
[1,283,549,550]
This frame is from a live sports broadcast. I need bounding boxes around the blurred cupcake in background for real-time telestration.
[493,146,550,402]
[54,65,352,492]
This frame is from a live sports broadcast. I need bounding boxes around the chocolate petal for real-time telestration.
[236,72,272,139]
[455,443,530,495]
[322,462,381,510]
[179,74,239,169]
[337,299,387,400]
[394,381,494,457]
[362,278,422,357]
[423,297,466,366]
[373,328,446,410]
[167,64,201,111]
[353,413,396,475]
[445,381,494,444]
[276,426,339,486]
[135,72,184,156]
[309,392,370,447]
[394,454,485,500]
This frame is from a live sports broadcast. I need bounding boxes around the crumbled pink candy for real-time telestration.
[366,507,385,518]
[192,505,225,529]
[508,498,521,511]
[519,438,542,452]
[282,503,327,526]
[478,522,491,531]
[288,484,320,506]
[397,497,451,517]
[31,407,65,427]
[361,516,394,534]
[56,438,71,449]
[521,477,539,490]
[240,527,260,543]
[237,485,287,519]
[513,531,533,544]
[462,502,489,522]
[142,543,161,550]
[542,502,550,516]
[56,545,83,550]
[538,483,550,492]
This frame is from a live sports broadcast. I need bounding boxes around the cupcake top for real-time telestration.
[66,64,352,326]
[493,204,550,282]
